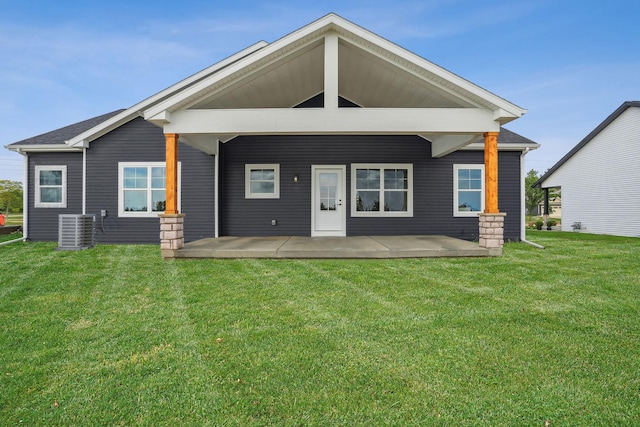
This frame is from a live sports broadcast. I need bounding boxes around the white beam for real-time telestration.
[430,134,481,158]
[180,135,219,155]
[324,33,339,109]
[163,108,500,135]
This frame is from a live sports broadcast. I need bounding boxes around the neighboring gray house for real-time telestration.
[5,14,539,253]
[535,101,640,237]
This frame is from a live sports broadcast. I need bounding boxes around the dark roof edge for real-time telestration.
[534,101,640,188]
[6,109,126,149]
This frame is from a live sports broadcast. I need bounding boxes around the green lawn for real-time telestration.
[1,232,639,426]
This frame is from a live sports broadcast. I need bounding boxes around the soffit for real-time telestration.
[188,34,476,110]
[192,40,324,109]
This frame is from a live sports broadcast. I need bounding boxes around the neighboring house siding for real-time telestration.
[543,107,640,237]
[85,118,215,244]
[221,135,522,240]
[27,152,83,241]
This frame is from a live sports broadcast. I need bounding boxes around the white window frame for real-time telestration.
[245,164,280,199]
[35,165,67,208]
[118,162,181,218]
[351,163,413,217]
[453,164,485,217]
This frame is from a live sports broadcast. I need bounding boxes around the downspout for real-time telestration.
[214,139,220,238]
[21,150,28,240]
[82,147,87,215]
[520,147,544,249]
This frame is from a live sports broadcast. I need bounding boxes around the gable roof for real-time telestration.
[6,110,124,152]
[534,101,640,188]
[144,13,525,122]
[6,41,268,152]
[6,13,529,155]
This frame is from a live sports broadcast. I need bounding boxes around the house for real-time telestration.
[5,13,539,257]
[535,101,640,237]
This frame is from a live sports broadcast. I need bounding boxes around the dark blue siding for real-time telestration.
[221,135,522,241]
[86,118,215,243]
[27,152,83,241]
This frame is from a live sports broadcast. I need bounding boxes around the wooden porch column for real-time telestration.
[165,133,179,214]
[159,133,184,258]
[478,131,504,256]
[483,131,499,213]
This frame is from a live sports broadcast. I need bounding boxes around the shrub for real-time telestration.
[535,220,544,230]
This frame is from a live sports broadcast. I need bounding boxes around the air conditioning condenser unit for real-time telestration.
[57,214,95,250]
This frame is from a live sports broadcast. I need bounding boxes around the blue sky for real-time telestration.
[2,0,639,182]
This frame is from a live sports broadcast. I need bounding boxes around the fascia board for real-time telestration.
[5,144,83,153]
[66,41,268,147]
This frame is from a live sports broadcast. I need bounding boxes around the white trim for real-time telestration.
[351,163,413,217]
[453,164,485,217]
[6,144,82,153]
[118,162,181,217]
[324,33,339,110]
[34,165,67,208]
[245,164,280,199]
[311,165,346,237]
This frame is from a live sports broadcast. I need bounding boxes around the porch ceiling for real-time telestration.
[188,37,473,111]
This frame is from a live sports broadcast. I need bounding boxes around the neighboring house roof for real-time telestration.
[535,101,640,188]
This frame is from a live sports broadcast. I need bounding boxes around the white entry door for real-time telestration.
[312,165,346,236]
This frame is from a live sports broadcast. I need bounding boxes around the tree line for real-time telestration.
[0,180,23,214]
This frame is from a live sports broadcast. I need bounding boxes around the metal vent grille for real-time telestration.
[57,214,95,250]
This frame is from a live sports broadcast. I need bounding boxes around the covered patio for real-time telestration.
[171,235,499,259]
[148,14,526,258]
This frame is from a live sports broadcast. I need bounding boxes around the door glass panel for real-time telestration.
[319,173,337,211]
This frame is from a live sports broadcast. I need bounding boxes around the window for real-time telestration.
[351,164,413,217]
[245,164,280,199]
[118,162,180,217]
[35,165,67,208]
[454,164,484,216]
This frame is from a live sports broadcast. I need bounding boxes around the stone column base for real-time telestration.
[159,213,185,258]
[478,212,506,256]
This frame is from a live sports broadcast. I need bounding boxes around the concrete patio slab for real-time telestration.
[172,235,497,259]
